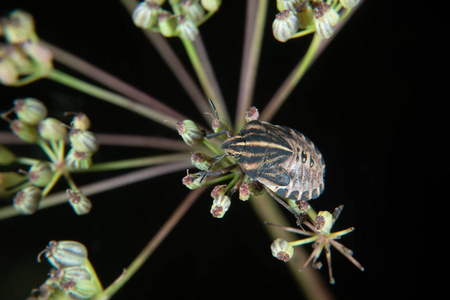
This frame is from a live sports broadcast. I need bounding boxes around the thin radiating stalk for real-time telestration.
[235,0,268,130]
[96,134,190,151]
[0,160,191,220]
[46,69,180,128]
[41,41,187,122]
[100,187,206,299]
[120,0,211,123]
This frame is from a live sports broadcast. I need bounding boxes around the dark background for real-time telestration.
[0,1,430,299]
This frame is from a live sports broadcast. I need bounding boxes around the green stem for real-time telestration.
[46,69,179,129]
[99,187,205,299]
[260,34,322,122]
[37,139,57,162]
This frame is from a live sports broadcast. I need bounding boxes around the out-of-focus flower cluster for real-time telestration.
[269,205,364,283]
[132,0,222,41]
[272,0,360,42]
[0,9,53,86]
[1,98,99,215]
[27,240,101,299]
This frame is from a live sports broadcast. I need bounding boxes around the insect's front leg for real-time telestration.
[196,163,239,182]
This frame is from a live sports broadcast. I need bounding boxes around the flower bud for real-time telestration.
[158,11,177,37]
[313,3,339,39]
[61,278,98,300]
[13,98,48,125]
[70,113,91,131]
[13,185,42,214]
[0,171,25,189]
[210,184,226,198]
[181,0,205,24]
[295,199,310,213]
[176,120,204,146]
[132,1,161,29]
[239,182,250,201]
[0,146,17,165]
[67,189,92,215]
[176,15,199,41]
[22,42,53,68]
[182,172,206,189]
[272,10,298,42]
[340,0,360,9]
[296,2,314,29]
[38,117,67,141]
[191,152,212,170]
[65,148,93,170]
[69,129,100,153]
[201,0,221,12]
[270,238,293,262]
[10,119,39,143]
[245,106,259,122]
[28,161,53,187]
[276,0,300,12]
[38,240,88,269]
[315,210,333,234]
[210,194,231,218]
[50,266,92,282]
[0,57,19,85]
[3,9,35,44]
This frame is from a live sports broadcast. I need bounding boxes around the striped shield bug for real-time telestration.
[202,99,325,214]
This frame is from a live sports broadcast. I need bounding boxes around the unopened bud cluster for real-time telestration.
[31,240,100,299]
[132,0,222,41]
[1,99,98,215]
[272,0,360,42]
[0,9,53,86]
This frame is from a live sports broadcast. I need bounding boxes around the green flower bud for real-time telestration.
[210,194,231,218]
[239,182,250,201]
[22,42,53,70]
[38,240,88,269]
[176,120,203,146]
[0,56,19,85]
[315,210,333,234]
[13,98,47,125]
[50,266,92,282]
[67,189,92,215]
[272,10,298,42]
[296,2,314,29]
[158,11,177,37]
[132,1,161,29]
[340,0,360,9]
[10,119,39,143]
[181,0,205,24]
[276,0,300,12]
[313,3,339,39]
[0,171,25,189]
[191,152,212,170]
[176,15,199,41]
[38,117,68,141]
[182,172,206,189]
[0,146,17,165]
[70,113,91,131]
[201,0,221,12]
[13,185,42,215]
[271,238,293,262]
[3,9,35,44]
[61,278,98,300]
[28,161,53,187]
[65,148,93,170]
[210,184,226,198]
[69,129,100,153]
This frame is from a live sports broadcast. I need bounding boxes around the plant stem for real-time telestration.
[99,187,205,299]
[46,69,180,129]
[235,0,268,130]
[260,34,322,122]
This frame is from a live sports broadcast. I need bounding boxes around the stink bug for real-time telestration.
[202,99,325,207]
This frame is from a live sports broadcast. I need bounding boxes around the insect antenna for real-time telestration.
[204,98,233,139]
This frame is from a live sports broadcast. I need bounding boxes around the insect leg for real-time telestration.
[196,163,238,182]
[264,187,305,225]
[207,98,233,138]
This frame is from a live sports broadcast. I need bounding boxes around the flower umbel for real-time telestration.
[268,205,364,284]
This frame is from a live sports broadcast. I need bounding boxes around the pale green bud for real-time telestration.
[158,11,177,37]
[181,0,205,24]
[69,129,100,153]
[239,182,250,201]
[272,10,298,42]
[50,266,92,282]
[0,146,17,165]
[176,120,204,146]
[313,3,339,39]
[201,0,221,12]
[70,113,91,131]
[315,210,333,234]
[0,57,19,85]
[62,278,98,300]
[296,2,314,29]
[28,161,53,187]
[191,152,212,170]
[271,238,294,262]
[132,1,161,29]
[10,119,39,143]
[65,148,93,170]
[340,0,360,9]
[67,189,92,215]
[0,171,25,189]
[276,0,300,12]
[176,15,199,41]
[13,98,47,125]
[3,9,35,44]
[13,185,42,215]
[38,117,68,141]
[210,194,231,218]
[182,172,206,189]
[38,240,88,269]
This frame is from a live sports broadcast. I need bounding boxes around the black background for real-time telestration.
[0,1,430,299]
